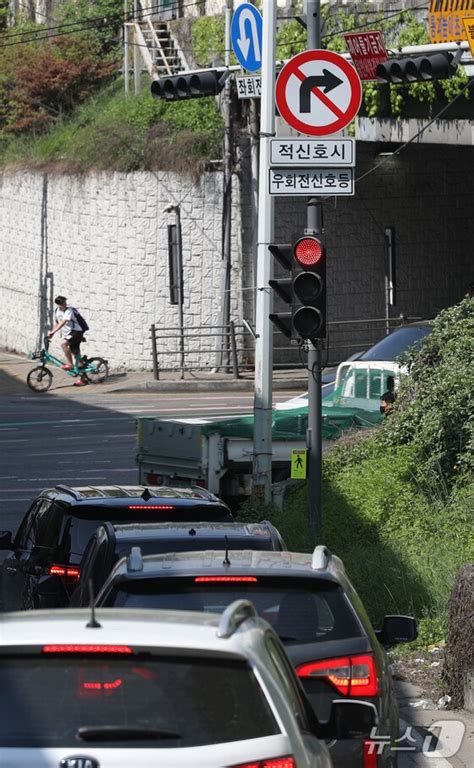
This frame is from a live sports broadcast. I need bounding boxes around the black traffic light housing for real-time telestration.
[151,69,229,101]
[269,243,293,339]
[376,49,462,84]
[292,235,327,341]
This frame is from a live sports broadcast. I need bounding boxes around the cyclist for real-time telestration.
[48,296,88,387]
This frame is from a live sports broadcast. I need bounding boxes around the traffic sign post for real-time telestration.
[231,3,263,72]
[269,168,354,196]
[270,138,355,166]
[275,49,362,136]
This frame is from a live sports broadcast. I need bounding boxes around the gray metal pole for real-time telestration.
[306,0,323,541]
[175,207,185,380]
[133,0,140,95]
[253,0,276,503]
[124,0,130,95]
[216,0,233,371]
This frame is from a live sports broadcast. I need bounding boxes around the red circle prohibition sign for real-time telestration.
[275,49,362,136]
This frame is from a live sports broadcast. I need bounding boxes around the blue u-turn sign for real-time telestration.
[231,3,263,72]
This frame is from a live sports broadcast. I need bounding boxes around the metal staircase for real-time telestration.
[124,1,189,89]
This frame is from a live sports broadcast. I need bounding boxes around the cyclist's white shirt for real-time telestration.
[55,307,81,338]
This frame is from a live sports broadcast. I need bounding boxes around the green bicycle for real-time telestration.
[27,337,109,393]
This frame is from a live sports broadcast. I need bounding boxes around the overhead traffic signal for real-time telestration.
[291,235,327,341]
[269,243,293,339]
[151,69,229,101]
[376,50,461,84]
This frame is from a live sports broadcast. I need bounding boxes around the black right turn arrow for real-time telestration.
[299,70,343,112]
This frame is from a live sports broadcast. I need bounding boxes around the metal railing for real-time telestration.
[149,315,423,379]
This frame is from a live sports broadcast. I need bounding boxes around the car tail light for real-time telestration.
[83,678,123,691]
[128,504,174,510]
[230,757,295,768]
[43,645,132,654]
[47,564,81,581]
[296,654,378,696]
[194,576,258,583]
[363,740,379,768]
[194,479,207,488]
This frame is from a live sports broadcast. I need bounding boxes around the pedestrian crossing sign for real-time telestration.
[291,449,307,479]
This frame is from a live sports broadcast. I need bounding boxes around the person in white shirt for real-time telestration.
[48,295,87,387]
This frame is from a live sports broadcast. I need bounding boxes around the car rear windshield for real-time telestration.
[59,504,233,562]
[0,655,279,748]
[358,325,431,361]
[103,578,363,644]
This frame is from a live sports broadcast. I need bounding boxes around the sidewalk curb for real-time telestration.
[113,378,307,393]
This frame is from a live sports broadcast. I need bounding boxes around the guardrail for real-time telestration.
[149,315,423,379]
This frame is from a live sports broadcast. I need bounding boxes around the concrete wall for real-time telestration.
[0,170,244,370]
[1,141,472,371]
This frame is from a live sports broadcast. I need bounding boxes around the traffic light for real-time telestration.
[269,243,293,339]
[376,50,461,84]
[292,235,326,341]
[151,69,229,101]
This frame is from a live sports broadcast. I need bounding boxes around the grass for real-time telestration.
[0,77,223,173]
[238,438,473,642]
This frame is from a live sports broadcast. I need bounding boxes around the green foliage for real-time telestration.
[192,16,227,68]
[0,79,223,172]
[380,297,474,485]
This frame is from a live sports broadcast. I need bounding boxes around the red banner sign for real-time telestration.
[344,31,388,81]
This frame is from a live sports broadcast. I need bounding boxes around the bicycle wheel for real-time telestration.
[27,366,53,392]
[84,357,109,384]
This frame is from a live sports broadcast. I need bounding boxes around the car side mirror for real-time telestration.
[0,531,13,549]
[378,615,418,646]
[315,700,377,740]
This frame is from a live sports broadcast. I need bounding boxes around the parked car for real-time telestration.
[0,484,232,611]
[0,603,376,767]
[276,320,433,410]
[70,520,286,607]
[96,545,417,768]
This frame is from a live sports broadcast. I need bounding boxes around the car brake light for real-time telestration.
[128,504,175,510]
[363,740,379,768]
[83,678,123,690]
[194,576,258,583]
[47,564,81,581]
[43,645,132,654]
[230,757,295,768]
[296,654,378,696]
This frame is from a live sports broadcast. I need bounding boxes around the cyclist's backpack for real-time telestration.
[71,307,90,333]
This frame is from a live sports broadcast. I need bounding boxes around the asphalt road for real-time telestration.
[0,366,295,534]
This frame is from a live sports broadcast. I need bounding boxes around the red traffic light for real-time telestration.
[294,237,325,268]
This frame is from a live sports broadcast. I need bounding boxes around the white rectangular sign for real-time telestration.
[269,168,355,196]
[270,138,355,166]
[236,75,262,99]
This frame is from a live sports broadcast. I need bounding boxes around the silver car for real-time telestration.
[0,602,375,767]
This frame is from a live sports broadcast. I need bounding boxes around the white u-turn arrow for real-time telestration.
[237,8,261,62]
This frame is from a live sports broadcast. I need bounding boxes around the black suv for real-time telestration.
[0,485,232,611]
[70,520,286,607]
[96,545,417,768]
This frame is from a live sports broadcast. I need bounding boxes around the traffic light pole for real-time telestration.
[252,0,277,503]
[306,0,323,541]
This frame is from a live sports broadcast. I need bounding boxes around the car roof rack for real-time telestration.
[311,544,332,570]
[55,485,81,500]
[217,599,258,639]
[127,546,144,572]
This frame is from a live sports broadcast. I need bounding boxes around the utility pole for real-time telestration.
[252,0,277,503]
[306,0,323,540]
[216,0,233,371]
